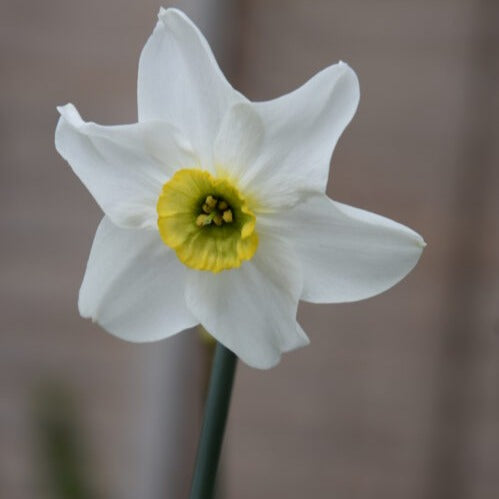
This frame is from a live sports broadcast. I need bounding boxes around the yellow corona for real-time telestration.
[157,169,258,272]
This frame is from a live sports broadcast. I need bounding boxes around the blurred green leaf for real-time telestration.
[33,383,100,499]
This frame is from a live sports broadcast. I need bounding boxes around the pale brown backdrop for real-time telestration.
[1,1,498,498]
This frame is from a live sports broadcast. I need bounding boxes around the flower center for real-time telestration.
[195,195,234,227]
[156,169,258,273]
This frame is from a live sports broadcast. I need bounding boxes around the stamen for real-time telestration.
[222,210,233,223]
[197,195,234,227]
[205,195,218,209]
[196,214,211,226]
[213,214,223,226]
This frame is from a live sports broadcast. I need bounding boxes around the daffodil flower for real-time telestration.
[55,8,425,369]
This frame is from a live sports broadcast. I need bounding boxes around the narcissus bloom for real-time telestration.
[55,8,425,368]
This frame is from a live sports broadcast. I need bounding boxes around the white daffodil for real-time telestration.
[55,8,425,369]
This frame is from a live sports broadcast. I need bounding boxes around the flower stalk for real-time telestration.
[190,342,237,499]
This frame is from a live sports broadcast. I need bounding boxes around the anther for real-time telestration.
[218,200,228,211]
[222,210,233,223]
[205,195,218,209]
[213,214,223,226]
[196,214,210,227]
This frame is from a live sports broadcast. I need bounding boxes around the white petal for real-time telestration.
[245,62,359,205]
[138,8,245,165]
[213,102,264,182]
[259,195,425,303]
[185,234,309,369]
[79,217,198,341]
[55,103,196,228]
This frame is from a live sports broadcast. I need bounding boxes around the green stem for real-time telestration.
[190,342,237,499]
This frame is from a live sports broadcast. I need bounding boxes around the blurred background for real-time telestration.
[1,0,498,498]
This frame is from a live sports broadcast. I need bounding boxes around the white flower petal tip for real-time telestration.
[215,328,310,370]
[157,8,196,36]
[158,6,187,23]
[202,325,310,371]
[56,102,80,122]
